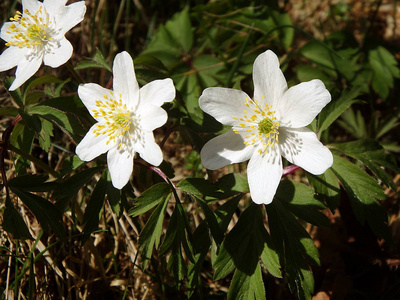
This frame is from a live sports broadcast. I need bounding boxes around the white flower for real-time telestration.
[76,51,175,189]
[0,0,86,91]
[200,50,333,205]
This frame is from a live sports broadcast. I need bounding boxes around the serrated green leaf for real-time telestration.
[318,87,363,136]
[8,174,57,192]
[194,195,223,244]
[23,75,63,98]
[332,139,398,190]
[75,48,111,72]
[141,7,193,67]
[307,169,340,211]
[128,182,171,217]
[28,105,85,137]
[275,180,330,227]
[260,232,282,278]
[139,194,170,259]
[296,64,333,89]
[266,200,317,299]
[214,204,265,280]
[177,178,219,197]
[81,171,108,243]
[0,107,19,117]
[19,110,42,134]
[2,196,32,240]
[227,263,265,300]
[369,46,400,99]
[106,171,122,216]
[217,173,249,197]
[134,55,168,71]
[11,188,65,241]
[331,155,390,240]
[52,167,103,201]
[2,76,23,107]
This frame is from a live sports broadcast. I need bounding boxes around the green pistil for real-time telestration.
[258,118,274,134]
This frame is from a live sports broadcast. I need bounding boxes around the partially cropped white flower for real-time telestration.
[200,50,333,205]
[0,0,86,90]
[76,51,175,189]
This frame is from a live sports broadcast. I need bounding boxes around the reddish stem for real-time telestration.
[282,164,300,177]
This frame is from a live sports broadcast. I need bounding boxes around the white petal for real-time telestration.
[0,47,24,72]
[279,127,333,175]
[247,147,282,205]
[199,87,251,126]
[200,129,254,170]
[22,0,42,13]
[136,132,163,166]
[252,50,287,114]
[45,1,86,36]
[1,22,16,42]
[75,123,113,161]
[107,147,134,189]
[78,83,112,120]
[139,78,175,107]
[9,55,42,91]
[43,0,67,15]
[43,38,72,68]
[279,79,331,128]
[113,51,140,110]
[139,105,168,131]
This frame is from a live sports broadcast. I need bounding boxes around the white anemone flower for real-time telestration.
[76,51,175,189]
[0,0,86,91]
[200,50,333,205]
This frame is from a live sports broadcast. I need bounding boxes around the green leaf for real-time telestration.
[332,139,399,191]
[266,200,319,298]
[159,204,189,283]
[28,104,85,137]
[194,195,224,245]
[227,262,265,300]
[19,110,42,134]
[300,40,359,80]
[0,107,19,117]
[81,170,108,243]
[337,108,367,139]
[2,196,32,240]
[141,7,193,67]
[106,171,122,216]
[296,64,333,89]
[53,167,103,202]
[128,182,171,217]
[271,11,293,50]
[307,169,340,211]
[23,75,63,97]
[139,194,170,259]
[369,46,400,99]
[275,180,330,227]
[8,174,57,192]
[331,155,391,240]
[214,204,266,280]
[2,76,23,107]
[11,188,65,241]
[260,233,282,278]
[134,55,168,71]
[177,178,219,197]
[75,48,112,72]
[318,87,363,136]
[217,173,249,197]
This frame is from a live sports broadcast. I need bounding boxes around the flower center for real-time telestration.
[5,7,54,50]
[232,96,280,155]
[92,91,142,150]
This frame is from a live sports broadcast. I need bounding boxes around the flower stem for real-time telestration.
[65,61,84,84]
[282,165,300,177]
